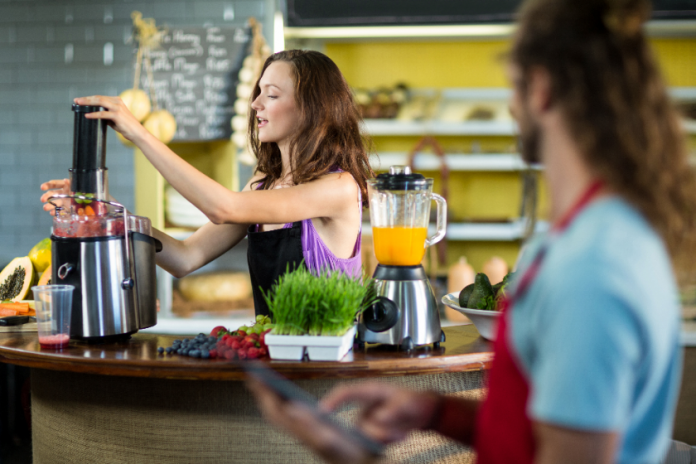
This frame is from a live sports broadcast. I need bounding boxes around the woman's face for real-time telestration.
[251,61,300,151]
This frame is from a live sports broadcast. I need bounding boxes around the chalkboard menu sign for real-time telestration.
[146,26,251,141]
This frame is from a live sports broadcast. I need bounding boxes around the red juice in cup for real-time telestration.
[32,285,74,351]
[39,334,70,350]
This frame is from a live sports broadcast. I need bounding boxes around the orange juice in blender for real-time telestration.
[372,226,428,266]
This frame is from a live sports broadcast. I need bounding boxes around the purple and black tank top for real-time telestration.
[246,171,363,315]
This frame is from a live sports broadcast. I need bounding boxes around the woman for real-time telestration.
[42,50,375,315]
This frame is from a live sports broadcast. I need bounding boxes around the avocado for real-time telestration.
[458,283,475,308]
[468,273,494,310]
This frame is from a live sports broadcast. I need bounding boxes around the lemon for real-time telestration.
[28,238,51,273]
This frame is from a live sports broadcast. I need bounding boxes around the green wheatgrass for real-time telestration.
[263,266,377,337]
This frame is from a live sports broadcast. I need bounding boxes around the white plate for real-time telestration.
[442,292,500,341]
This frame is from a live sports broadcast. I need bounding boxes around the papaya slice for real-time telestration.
[38,265,52,287]
[0,257,34,302]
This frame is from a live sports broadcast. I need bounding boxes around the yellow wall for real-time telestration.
[327,38,696,89]
[326,37,695,272]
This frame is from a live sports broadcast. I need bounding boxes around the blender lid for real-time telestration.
[370,166,430,191]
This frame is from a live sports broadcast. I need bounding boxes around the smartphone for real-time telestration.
[243,361,384,457]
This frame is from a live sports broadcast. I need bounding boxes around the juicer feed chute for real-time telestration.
[46,104,160,342]
[358,166,447,350]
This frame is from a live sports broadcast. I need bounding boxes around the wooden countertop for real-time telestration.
[0,325,493,380]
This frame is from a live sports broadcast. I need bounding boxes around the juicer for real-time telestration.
[358,166,447,350]
[47,104,160,342]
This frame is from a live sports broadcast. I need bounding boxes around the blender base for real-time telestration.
[358,265,444,349]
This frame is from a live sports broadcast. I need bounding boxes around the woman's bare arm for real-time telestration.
[74,95,358,227]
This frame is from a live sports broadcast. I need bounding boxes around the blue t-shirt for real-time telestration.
[509,197,681,464]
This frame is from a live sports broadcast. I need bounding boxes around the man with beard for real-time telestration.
[250,0,696,463]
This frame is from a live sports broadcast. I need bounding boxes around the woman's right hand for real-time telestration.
[74,96,149,144]
[40,178,71,216]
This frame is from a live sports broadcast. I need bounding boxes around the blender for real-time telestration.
[46,104,161,343]
[358,166,447,350]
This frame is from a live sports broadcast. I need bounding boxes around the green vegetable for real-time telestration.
[458,283,475,308]
[468,273,494,310]
[491,281,504,297]
[74,192,94,204]
[263,265,378,337]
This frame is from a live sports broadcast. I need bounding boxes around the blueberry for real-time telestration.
[157,347,164,354]
[208,336,217,344]
[165,347,174,354]
[200,349,210,359]
[189,349,201,358]
[173,339,181,344]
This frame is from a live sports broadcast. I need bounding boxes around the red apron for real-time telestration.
[474,181,604,464]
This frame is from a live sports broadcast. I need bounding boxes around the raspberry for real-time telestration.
[247,347,260,359]
[209,349,218,359]
[238,349,247,360]
[222,334,231,342]
[231,340,241,350]
[223,349,237,360]
[248,333,259,341]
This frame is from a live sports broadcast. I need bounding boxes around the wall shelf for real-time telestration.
[363,119,517,136]
[362,220,549,241]
[371,152,541,171]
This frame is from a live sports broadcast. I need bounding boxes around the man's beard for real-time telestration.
[518,106,541,165]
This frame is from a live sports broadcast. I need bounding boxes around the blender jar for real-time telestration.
[367,166,447,266]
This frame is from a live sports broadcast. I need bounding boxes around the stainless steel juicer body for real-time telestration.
[45,104,159,342]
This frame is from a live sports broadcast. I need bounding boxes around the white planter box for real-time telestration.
[265,325,357,361]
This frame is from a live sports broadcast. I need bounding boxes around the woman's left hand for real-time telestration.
[73,96,150,144]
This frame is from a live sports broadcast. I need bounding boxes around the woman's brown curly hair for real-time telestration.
[247,50,374,204]
[512,0,696,279]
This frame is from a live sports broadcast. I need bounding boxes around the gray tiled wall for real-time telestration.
[0,0,274,267]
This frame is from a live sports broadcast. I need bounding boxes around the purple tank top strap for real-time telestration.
[252,171,363,277]
[301,171,363,278]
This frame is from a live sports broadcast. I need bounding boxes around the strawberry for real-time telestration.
[223,349,236,360]
[247,347,260,359]
[259,347,268,357]
[221,334,231,342]
[238,349,247,360]
[210,326,228,338]
[237,330,247,337]
[209,349,218,359]
[248,333,259,341]
[230,340,241,350]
